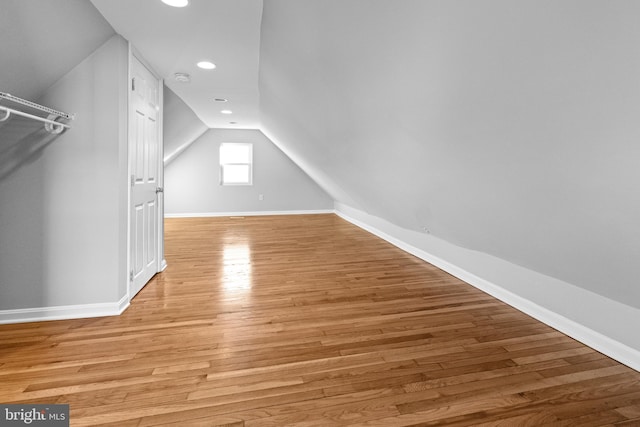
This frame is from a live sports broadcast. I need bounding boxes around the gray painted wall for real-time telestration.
[0,0,115,102]
[163,86,208,165]
[0,35,129,309]
[165,129,333,215]
[259,0,640,309]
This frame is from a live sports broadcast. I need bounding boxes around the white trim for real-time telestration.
[125,42,133,313]
[157,75,165,276]
[334,203,640,372]
[165,209,334,218]
[128,45,164,301]
[0,295,129,325]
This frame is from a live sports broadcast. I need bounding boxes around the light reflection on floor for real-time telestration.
[222,242,252,292]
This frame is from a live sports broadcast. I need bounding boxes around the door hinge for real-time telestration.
[131,174,135,187]
[131,78,136,91]
[130,270,134,282]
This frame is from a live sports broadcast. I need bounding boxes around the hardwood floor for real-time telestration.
[1,214,639,426]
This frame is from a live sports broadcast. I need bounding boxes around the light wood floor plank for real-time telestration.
[1,214,639,426]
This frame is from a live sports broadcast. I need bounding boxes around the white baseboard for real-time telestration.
[335,203,640,372]
[0,295,130,325]
[3,207,638,371]
[165,209,334,218]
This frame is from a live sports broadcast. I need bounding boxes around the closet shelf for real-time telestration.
[0,92,74,134]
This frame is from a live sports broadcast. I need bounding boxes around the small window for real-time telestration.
[220,143,253,185]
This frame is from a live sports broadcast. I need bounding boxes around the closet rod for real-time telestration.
[0,105,70,131]
[0,92,74,121]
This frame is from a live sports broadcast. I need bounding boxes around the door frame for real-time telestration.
[126,43,166,303]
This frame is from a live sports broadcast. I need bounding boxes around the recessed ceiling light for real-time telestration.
[221,110,233,114]
[214,98,228,102]
[197,61,216,70]
[161,0,188,7]
[174,72,191,83]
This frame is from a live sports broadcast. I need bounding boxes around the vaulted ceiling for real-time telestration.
[257,0,640,308]
[91,0,263,129]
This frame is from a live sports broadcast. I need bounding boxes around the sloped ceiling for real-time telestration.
[90,0,262,129]
[259,0,640,306]
[163,86,208,165]
[0,0,114,101]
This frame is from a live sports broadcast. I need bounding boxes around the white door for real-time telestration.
[129,55,162,299]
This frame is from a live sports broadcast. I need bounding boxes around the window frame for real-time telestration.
[219,142,253,186]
